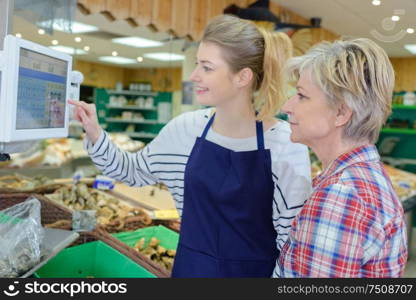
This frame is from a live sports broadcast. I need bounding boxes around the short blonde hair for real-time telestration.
[286,38,394,143]
[202,15,293,120]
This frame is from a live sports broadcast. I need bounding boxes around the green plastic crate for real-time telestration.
[113,225,179,250]
[34,241,156,278]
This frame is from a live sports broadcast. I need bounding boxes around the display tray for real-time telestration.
[112,225,178,276]
[20,228,79,278]
[35,240,155,278]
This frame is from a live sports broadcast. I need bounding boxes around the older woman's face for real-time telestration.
[282,70,338,147]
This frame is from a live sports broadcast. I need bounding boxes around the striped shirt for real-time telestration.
[85,108,312,275]
[276,145,408,277]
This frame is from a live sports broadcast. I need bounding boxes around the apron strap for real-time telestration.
[201,113,215,139]
[256,121,265,150]
[201,112,265,151]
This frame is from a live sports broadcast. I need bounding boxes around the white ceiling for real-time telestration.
[10,0,416,70]
[273,0,416,57]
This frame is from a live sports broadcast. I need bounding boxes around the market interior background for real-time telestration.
[2,0,416,278]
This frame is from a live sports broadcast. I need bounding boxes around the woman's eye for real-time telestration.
[297,93,306,100]
[203,66,211,72]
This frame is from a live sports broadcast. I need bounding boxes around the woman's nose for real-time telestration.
[190,68,199,82]
[281,96,294,114]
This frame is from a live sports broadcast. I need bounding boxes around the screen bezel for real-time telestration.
[1,35,72,142]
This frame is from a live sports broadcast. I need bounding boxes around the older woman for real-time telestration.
[277,38,408,277]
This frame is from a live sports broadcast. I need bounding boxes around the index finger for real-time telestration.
[68,100,90,109]
[68,99,82,106]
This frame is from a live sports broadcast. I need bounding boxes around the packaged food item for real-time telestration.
[0,198,45,277]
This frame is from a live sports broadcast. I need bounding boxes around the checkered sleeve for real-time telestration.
[278,183,380,277]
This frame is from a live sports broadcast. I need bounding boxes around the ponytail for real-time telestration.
[255,28,293,120]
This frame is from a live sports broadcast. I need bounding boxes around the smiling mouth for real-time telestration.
[195,87,208,94]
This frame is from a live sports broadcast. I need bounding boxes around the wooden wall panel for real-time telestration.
[74,60,125,89]
[124,67,182,92]
[390,57,416,92]
[189,0,209,41]
[130,0,153,27]
[77,0,105,14]
[105,0,130,20]
[77,0,338,44]
[171,0,191,37]
[152,0,173,33]
[207,0,227,21]
[74,60,182,92]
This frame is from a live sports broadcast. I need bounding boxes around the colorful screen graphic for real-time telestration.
[16,48,68,129]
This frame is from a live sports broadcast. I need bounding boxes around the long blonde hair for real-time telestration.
[202,15,293,120]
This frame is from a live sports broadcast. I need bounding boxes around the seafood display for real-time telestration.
[134,237,176,271]
[0,174,60,193]
[309,151,416,201]
[46,183,152,230]
[0,247,49,278]
[384,165,416,200]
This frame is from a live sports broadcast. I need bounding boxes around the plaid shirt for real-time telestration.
[276,145,408,277]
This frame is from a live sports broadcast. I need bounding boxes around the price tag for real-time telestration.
[152,209,179,220]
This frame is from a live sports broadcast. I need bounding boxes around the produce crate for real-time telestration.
[50,226,169,277]
[0,193,72,226]
[34,241,156,278]
[153,219,180,233]
[113,225,179,250]
[113,225,179,277]
[0,193,167,277]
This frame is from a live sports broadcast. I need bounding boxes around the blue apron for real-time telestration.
[171,113,278,278]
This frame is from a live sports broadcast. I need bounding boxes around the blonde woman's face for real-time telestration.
[281,70,338,147]
[190,42,239,106]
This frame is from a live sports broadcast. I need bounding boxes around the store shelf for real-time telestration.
[106,118,166,125]
[107,89,158,97]
[115,132,158,139]
[392,104,416,110]
[381,128,416,135]
[106,104,157,111]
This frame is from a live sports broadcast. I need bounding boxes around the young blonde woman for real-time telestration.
[278,38,408,277]
[70,15,311,278]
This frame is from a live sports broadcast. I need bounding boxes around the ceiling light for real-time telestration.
[112,37,163,48]
[137,56,143,62]
[407,28,415,34]
[143,52,185,61]
[38,20,98,33]
[372,0,381,6]
[50,46,87,55]
[51,40,59,45]
[84,46,90,51]
[98,56,136,64]
[112,51,118,56]
[391,15,400,22]
[16,33,22,38]
[75,37,82,43]
[404,44,416,54]
[38,29,45,35]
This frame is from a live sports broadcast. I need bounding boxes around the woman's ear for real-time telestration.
[335,103,353,127]
[235,67,254,88]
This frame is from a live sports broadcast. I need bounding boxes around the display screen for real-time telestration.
[16,48,68,129]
